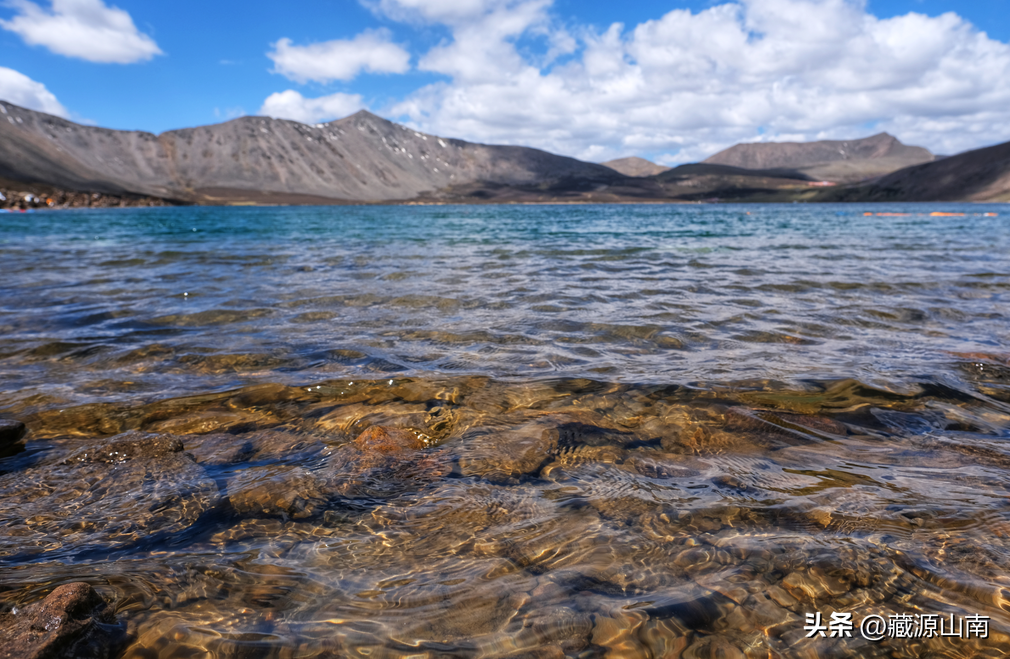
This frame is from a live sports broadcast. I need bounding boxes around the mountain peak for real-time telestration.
[344,109,380,120]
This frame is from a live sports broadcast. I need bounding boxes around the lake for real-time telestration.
[1,202,1009,657]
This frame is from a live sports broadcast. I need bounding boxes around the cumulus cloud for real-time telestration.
[0,66,69,116]
[259,90,364,124]
[0,0,161,64]
[268,29,410,84]
[380,0,1010,162]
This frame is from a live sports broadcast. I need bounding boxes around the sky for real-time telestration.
[1,0,1009,164]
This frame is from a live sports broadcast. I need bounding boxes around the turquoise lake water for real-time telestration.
[1,203,1008,400]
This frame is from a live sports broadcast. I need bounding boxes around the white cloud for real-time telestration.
[379,0,1010,162]
[268,29,410,84]
[0,66,69,117]
[365,0,539,25]
[259,90,364,124]
[0,0,161,64]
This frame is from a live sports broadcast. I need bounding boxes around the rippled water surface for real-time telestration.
[2,203,1010,657]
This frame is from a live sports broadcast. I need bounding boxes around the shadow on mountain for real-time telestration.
[819,140,1010,202]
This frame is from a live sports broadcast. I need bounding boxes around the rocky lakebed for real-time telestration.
[3,368,1010,658]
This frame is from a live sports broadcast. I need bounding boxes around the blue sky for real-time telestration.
[2,0,1009,164]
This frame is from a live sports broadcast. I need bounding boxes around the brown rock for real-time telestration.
[948,351,1010,366]
[0,583,124,659]
[354,425,426,453]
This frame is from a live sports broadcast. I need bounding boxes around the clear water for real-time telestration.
[1,203,1009,657]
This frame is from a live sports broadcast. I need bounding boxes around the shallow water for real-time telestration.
[2,203,1010,657]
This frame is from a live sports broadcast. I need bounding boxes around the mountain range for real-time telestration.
[1,101,1008,205]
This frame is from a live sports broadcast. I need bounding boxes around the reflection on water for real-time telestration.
[1,204,1009,657]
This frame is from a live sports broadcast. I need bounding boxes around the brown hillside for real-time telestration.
[601,157,670,177]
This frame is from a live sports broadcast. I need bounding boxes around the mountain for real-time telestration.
[0,101,624,204]
[601,157,670,177]
[3,99,1002,205]
[703,133,934,183]
[819,139,1010,203]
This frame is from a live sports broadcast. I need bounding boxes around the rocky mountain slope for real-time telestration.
[820,139,1010,202]
[704,133,934,183]
[0,101,623,203]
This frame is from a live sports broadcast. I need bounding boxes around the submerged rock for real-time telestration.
[353,425,427,452]
[224,425,450,518]
[324,425,451,499]
[228,466,329,519]
[0,418,27,458]
[184,429,326,466]
[0,432,219,559]
[62,433,184,464]
[0,582,124,659]
[457,416,560,482]
[518,606,593,654]
[457,412,644,482]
